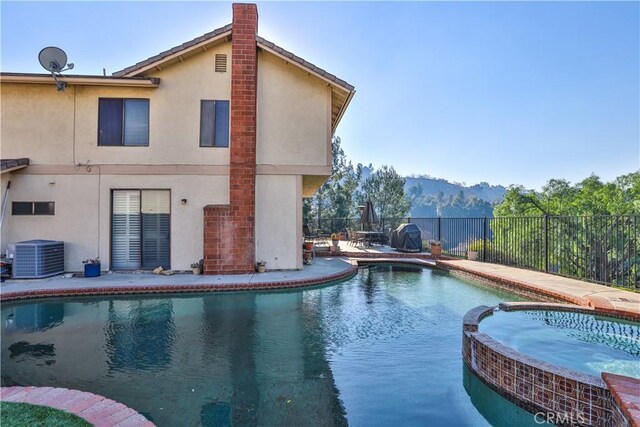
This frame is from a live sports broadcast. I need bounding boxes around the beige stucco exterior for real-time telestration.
[0,37,345,272]
[255,175,303,270]
[257,50,331,168]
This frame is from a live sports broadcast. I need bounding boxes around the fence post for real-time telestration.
[544,214,549,273]
[437,217,442,242]
[483,217,487,262]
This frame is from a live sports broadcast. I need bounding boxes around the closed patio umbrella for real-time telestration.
[360,200,379,231]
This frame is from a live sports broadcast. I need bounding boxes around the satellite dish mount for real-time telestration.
[38,46,74,91]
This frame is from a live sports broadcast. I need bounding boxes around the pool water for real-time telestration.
[2,266,541,426]
[480,310,640,379]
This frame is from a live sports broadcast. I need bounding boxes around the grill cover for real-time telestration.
[390,223,422,253]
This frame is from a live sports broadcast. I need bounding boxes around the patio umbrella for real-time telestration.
[360,199,379,231]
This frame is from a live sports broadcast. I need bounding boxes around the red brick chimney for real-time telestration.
[203,3,258,274]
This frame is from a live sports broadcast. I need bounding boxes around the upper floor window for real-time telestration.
[200,100,229,148]
[98,98,149,146]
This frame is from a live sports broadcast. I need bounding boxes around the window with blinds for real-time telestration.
[98,98,150,146]
[199,100,229,148]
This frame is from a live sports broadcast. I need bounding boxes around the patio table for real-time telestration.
[355,231,384,246]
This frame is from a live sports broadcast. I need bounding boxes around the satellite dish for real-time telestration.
[39,46,68,73]
[38,46,74,91]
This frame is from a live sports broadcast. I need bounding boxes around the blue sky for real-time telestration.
[2,1,638,190]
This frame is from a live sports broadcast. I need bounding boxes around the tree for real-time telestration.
[304,136,360,227]
[492,172,640,288]
[360,165,411,220]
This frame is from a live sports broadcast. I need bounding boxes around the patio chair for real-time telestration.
[303,224,319,242]
[348,228,364,246]
[345,228,354,246]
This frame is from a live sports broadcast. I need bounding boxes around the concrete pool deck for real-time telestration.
[1,254,637,321]
[437,259,640,320]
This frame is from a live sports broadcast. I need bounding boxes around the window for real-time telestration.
[12,202,55,215]
[98,98,149,146]
[200,100,229,147]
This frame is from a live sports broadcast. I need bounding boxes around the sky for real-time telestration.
[2,1,638,190]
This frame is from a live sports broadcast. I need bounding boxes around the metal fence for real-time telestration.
[310,215,640,289]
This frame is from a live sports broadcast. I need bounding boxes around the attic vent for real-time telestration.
[215,54,227,73]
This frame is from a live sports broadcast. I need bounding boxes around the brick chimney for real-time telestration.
[203,3,258,274]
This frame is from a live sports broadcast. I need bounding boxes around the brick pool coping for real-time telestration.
[0,386,154,426]
[0,264,359,303]
[2,254,637,322]
[462,302,640,427]
[602,373,640,427]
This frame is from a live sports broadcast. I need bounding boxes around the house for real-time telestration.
[0,3,354,274]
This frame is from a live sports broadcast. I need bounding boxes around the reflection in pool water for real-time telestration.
[2,266,538,426]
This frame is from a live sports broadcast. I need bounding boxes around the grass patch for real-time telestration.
[0,401,92,427]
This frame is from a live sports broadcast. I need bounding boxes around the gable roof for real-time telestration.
[113,24,232,78]
[112,22,355,132]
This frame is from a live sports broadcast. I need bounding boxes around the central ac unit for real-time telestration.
[12,240,65,279]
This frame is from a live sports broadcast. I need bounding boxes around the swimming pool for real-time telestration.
[2,265,541,426]
[479,309,640,379]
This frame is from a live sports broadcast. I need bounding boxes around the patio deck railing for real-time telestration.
[311,215,640,289]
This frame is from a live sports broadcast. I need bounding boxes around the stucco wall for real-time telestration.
[2,172,227,271]
[256,51,331,168]
[1,84,76,164]
[1,43,232,167]
[255,175,302,270]
[2,45,332,169]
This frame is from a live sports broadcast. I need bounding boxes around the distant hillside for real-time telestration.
[404,176,507,204]
[355,166,508,218]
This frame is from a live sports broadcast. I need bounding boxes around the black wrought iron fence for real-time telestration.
[310,215,639,289]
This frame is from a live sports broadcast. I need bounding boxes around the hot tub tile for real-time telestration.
[590,406,610,427]
[579,384,609,408]
[515,379,533,400]
[488,366,500,385]
[533,386,553,408]
[515,362,533,381]
[576,400,594,425]
[501,357,514,373]
[554,395,577,415]
[556,377,578,399]
[533,368,553,389]
[500,370,516,393]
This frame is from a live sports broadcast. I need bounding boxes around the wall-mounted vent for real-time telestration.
[215,54,227,73]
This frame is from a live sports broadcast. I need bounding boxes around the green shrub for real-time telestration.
[468,239,491,252]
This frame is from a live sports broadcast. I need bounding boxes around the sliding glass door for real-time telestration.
[112,190,170,270]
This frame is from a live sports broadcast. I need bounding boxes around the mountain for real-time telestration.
[404,176,507,204]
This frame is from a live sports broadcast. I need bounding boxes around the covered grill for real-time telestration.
[390,223,422,253]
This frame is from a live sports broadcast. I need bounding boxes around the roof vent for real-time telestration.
[215,54,227,73]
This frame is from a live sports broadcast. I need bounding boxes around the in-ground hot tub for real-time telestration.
[463,303,640,427]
